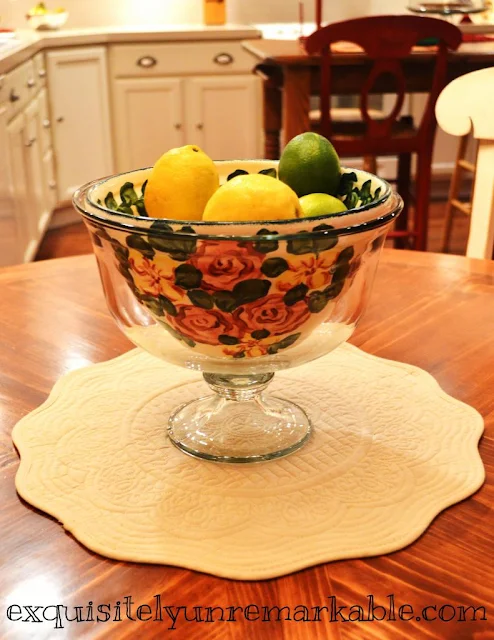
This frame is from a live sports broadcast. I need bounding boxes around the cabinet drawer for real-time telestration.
[5,60,36,120]
[109,42,256,78]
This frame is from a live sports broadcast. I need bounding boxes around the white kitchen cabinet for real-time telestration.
[185,75,261,160]
[113,77,184,172]
[47,47,113,202]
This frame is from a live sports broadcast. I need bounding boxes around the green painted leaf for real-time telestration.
[141,179,148,196]
[283,284,308,306]
[260,257,289,278]
[308,291,329,313]
[126,234,155,258]
[276,333,301,350]
[91,233,103,248]
[258,168,277,178]
[111,241,130,265]
[159,320,194,346]
[139,295,165,317]
[287,232,314,255]
[337,172,358,197]
[116,204,134,215]
[371,236,385,253]
[227,169,249,181]
[251,328,270,340]
[331,262,351,282]
[214,291,237,313]
[148,229,196,261]
[254,228,279,254]
[135,198,148,217]
[93,227,112,241]
[232,279,271,305]
[120,182,139,205]
[233,351,246,359]
[159,295,178,317]
[324,279,345,300]
[312,224,338,253]
[374,186,382,200]
[336,246,354,264]
[218,335,240,345]
[188,289,214,309]
[105,192,118,210]
[174,264,202,289]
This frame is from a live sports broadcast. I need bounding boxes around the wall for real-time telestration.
[2,0,411,30]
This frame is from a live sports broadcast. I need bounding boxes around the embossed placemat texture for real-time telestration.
[12,344,485,580]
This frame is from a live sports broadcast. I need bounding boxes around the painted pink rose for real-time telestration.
[190,240,263,292]
[235,294,310,337]
[167,305,243,346]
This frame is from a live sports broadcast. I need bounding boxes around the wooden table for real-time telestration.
[242,39,494,158]
[1,250,493,639]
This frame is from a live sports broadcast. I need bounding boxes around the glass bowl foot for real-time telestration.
[168,373,311,463]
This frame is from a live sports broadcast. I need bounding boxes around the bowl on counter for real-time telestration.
[26,11,68,30]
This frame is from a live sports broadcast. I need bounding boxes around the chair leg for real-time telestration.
[363,155,377,174]
[395,153,412,249]
[414,150,433,252]
[442,134,469,253]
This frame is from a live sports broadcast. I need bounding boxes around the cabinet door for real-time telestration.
[112,77,184,173]
[0,104,23,266]
[47,47,113,202]
[6,112,33,263]
[185,75,261,160]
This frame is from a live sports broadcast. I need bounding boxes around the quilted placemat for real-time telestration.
[12,344,485,580]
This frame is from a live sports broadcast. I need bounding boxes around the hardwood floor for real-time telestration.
[35,200,471,261]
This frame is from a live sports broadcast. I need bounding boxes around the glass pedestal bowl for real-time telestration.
[73,161,402,463]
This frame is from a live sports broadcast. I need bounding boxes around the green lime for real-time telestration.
[299,193,347,218]
[279,132,341,197]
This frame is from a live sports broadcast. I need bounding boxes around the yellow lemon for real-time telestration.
[203,173,301,222]
[144,145,219,220]
[299,193,347,218]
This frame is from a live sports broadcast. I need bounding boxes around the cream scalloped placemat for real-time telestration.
[12,344,484,580]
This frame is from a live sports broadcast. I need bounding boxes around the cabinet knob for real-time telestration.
[27,78,36,89]
[48,180,57,190]
[196,123,204,130]
[56,116,64,123]
[213,52,234,65]
[43,119,51,129]
[9,90,20,103]
[174,123,182,130]
[25,137,36,148]
[38,69,47,78]
[137,56,157,69]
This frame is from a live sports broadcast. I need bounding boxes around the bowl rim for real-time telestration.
[73,164,403,242]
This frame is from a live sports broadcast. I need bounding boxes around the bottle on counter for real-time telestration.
[204,0,226,26]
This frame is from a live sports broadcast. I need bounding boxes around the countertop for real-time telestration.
[0,24,262,75]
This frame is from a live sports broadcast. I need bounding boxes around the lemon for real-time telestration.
[144,145,219,220]
[299,193,347,218]
[279,132,341,198]
[203,173,301,222]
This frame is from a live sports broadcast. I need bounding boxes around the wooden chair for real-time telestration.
[304,15,462,251]
[436,67,494,259]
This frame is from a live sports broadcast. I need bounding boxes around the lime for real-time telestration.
[144,145,219,220]
[299,193,347,218]
[203,173,301,222]
[279,132,341,197]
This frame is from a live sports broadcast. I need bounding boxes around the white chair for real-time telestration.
[436,67,494,259]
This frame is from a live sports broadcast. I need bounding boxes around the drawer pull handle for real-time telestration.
[137,56,157,68]
[38,69,47,78]
[56,116,64,123]
[27,78,36,89]
[25,137,36,148]
[213,52,234,65]
[9,90,20,103]
[196,123,204,130]
[174,123,182,130]
[43,119,51,129]
[49,180,57,190]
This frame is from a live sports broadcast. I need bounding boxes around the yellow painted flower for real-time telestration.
[128,251,184,303]
[276,254,334,292]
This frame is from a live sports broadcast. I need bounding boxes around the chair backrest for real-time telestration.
[436,67,494,259]
[304,15,462,149]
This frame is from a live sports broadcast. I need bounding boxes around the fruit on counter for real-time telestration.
[28,2,48,15]
[203,173,301,222]
[279,132,341,198]
[299,193,347,218]
[144,145,219,220]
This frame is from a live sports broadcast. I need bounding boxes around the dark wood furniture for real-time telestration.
[304,15,462,251]
[1,251,493,638]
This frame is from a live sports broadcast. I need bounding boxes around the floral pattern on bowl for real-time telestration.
[82,162,397,360]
